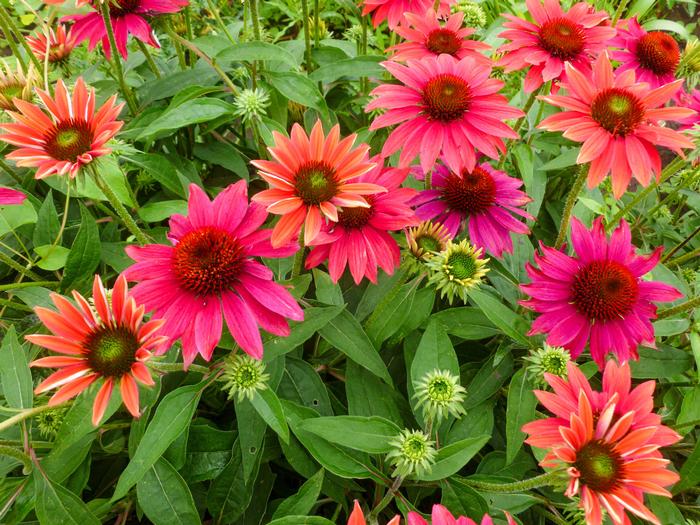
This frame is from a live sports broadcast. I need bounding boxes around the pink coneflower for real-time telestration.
[64,0,188,60]
[521,217,682,367]
[538,53,695,197]
[0,78,123,179]
[411,162,532,256]
[251,120,384,248]
[361,0,454,30]
[124,182,304,367]
[26,275,168,426]
[523,360,681,525]
[497,0,615,92]
[27,25,77,64]
[305,158,418,284]
[388,9,491,63]
[408,504,516,525]
[676,89,700,130]
[367,54,522,174]
[348,500,400,525]
[0,187,26,205]
[611,18,680,89]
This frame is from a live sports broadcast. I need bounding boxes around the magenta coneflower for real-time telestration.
[367,54,523,174]
[388,9,491,63]
[411,162,532,256]
[26,275,168,425]
[497,0,615,92]
[361,0,454,29]
[611,17,680,89]
[27,25,77,64]
[521,217,682,367]
[0,187,26,205]
[677,88,700,130]
[124,182,304,367]
[408,505,515,525]
[305,158,418,284]
[523,360,681,525]
[538,53,695,197]
[64,0,188,59]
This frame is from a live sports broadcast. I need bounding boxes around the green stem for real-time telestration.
[611,0,629,24]
[0,445,32,474]
[668,246,700,267]
[0,251,43,281]
[300,0,312,71]
[0,6,42,73]
[169,31,239,95]
[90,165,149,245]
[184,7,194,66]
[149,362,210,374]
[206,0,235,43]
[555,164,589,249]
[462,470,564,493]
[136,40,161,78]
[657,296,700,320]
[291,229,305,278]
[0,298,33,312]
[533,507,569,525]
[0,281,58,292]
[369,476,403,521]
[99,2,138,114]
[0,404,61,435]
[50,184,71,249]
[313,0,320,47]
[424,170,432,190]
[607,156,687,230]
[662,223,700,264]
[512,87,542,135]
[0,10,27,73]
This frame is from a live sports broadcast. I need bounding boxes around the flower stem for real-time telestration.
[462,470,565,493]
[0,251,43,282]
[206,0,235,43]
[0,10,27,73]
[136,40,161,78]
[313,0,320,47]
[169,31,239,95]
[99,2,138,114]
[662,224,700,264]
[0,6,43,73]
[512,87,542,135]
[657,296,700,320]
[611,0,629,24]
[0,404,63,435]
[0,281,58,292]
[369,476,404,521]
[90,165,150,245]
[149,362,211,374]
[291,229,305,278]
[554,164,589,249]
[300,0,313,71]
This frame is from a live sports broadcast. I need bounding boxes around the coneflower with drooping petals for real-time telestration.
[497,0,615,92]
[520,217,682,367]
[408,505,516,525]
[388,9,490,64]
[0,78,123,179]
[611,17,680,89]
[304,158,417,284]
[360,0,454,30]
[26,275,168,426]
[124,182,304,367]
[348,500,400,525]
[538,53,695,197]
[27,25,77,64]
[523,360,681,525]
[251,120,384,248]
[411,162,532,256]
[367,54,523,174]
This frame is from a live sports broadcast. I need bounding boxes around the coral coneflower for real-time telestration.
[538,53,696,197]
[361,0,454,30]
[611,18,680,89]
[0,60,37,112]
[251,120,384,248]
[521,217,682,366]
[408,505,516,525]
[348,500,400,525]
[412,162,532,256]
[64,0,188,59]
[523,360,681,525]
[367,54,523,174]
[27,25,77,64]
[124,182,304,367]
[0,187,26,205]
[497,0,615,92]
[388,9,490,63]
[304,158,417,284]
[26,275,168,426]
[0,78,123,179]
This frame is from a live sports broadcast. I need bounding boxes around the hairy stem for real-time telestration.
[99,2,138,113]
[555,164,589,249]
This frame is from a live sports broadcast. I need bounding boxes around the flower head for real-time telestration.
[413,369,466,422]
[233,88,270,122]
[35,406,69,438]
[408,505,516,525]
[523,360,682,525]
[26,275,168,425]
[220,354,269,401]
[412,162,532,256]
[427,239,489,304]
[678,38,700,88]
[538,53,696,197]
[0,78,123,179]
[0,187,26,205]
[454,1,487,28]
[0,60,38,112]
[360,0,454,29]
[405,220,452,273]
[388,9,491,63]
[348,500,400,525]
[124,182,304,367]
[63,0,188,59]
[497,0,615,92]
[521,217,683,366]
[27,25,77,64]
[386,429,437,478]
[367,55,523,174]
[304,158,417,284]
[251,120,384,247]
[611,18,680,89]
[524,344,571,388]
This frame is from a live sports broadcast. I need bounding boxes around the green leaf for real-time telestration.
[313,269,343,306]
[631,344,692,378]
[216,41,297,67]
[0,326,32,409]
[647,495,684,524]
[35,245,70,271]
[62,203,100,291]
[468,288,530,346]
[674,438,700,494]
[279,357,333,416]
[430,307,499,340]
[299,416,401,454]
[366,278,420,346]
[33,190,60,247]
[419,435,491,481]
[113,382,204,500]
[250,387,290,444]
[677,386,700,436]
[319,309,392,385]
[411,319,460,387]
[264,305,344,361]
[0,197,37,236]
[138,98,236,139]
[644,19,689,39]
[465,352,514,410]
[122,153,186,197]
[267,72,329,119]
[136,457,201,525]
[138,200,188,223]
[235,395,268,482]
[207,440,259,523]
[267,518,335,525]
[309,56,384,83]
[33,470,100,525]
[346,361,404,427]
[193,142,249,181]
[505,368,537,464]
[440,477,489,521]
[271,469,324,520]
